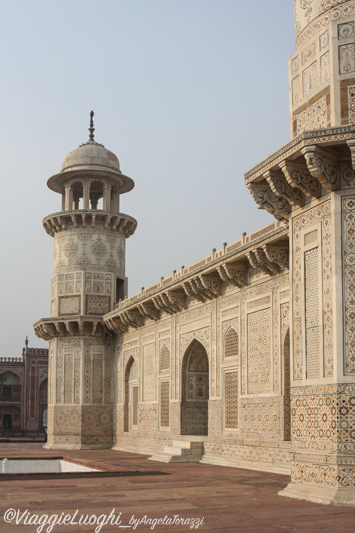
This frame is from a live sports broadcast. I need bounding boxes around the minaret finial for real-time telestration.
[89,110,95,141]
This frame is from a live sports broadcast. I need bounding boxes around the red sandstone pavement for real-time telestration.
[0,444,354,533]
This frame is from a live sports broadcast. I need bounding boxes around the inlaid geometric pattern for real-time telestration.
[224,328,238,359]
[295,96,327,136]
[63,348,74,404]
[132,386,138,427]
[242,399,281,439]
[247,308,272,394]
[85,295,110,315]
[224,371,238,429]
[343,196,355,374]
[92,353,103,404]
[305,247,320,379]
[59,296,80,315]
[160,345,170,373]
[160,380,170,427]
[293,203,333,380]
[349,85,355,123]
[143,344,154,401]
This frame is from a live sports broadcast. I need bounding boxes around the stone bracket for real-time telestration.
[262,244,289,270]
[279,160,321,199]
[265,169,304,207]
[34,317,114,340]
[217,262,247,287]
[120,309,144,329]
[301,145,340,191]
[246,246,283,274]
[138,302,160,321]
[248,183,291,221]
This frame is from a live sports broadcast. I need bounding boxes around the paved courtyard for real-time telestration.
[0,443,354,532]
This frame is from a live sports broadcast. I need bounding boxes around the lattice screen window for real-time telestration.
[224,371,238,429]
[160,346,170,373]
[160,381,170,427]
[224,328,239,359]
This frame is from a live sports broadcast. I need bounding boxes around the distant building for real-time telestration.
[0,338,48,438]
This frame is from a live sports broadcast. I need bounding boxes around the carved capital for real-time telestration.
[265,170,304,207]
[279,160,321,199]
[301,145,340,191]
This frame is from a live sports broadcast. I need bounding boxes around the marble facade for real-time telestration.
[35,1,355,505]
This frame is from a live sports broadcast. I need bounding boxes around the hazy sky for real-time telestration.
[0,0,295,355]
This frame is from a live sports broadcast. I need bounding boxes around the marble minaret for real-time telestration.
[35,112,137,448]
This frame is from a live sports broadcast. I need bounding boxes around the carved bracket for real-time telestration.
[217,262,247,287]
[248,183,291,220]
[302,145,340,191]
[279,160,321,199]
[246,246,282,274]
[120,309,144,329]
[262,244,289,270]
[265,170,304,207]
[138,302,160,321]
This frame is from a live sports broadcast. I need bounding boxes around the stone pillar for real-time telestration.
[279,186,355,505]
[83,179,91,210]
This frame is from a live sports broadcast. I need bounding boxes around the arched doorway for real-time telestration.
[181,340,209,435]
[124,357,138,432]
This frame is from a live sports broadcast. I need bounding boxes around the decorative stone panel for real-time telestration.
[247,308,272,394]
[85,295,111,315]
[343,196,355,374]
[241,398,282,440]
[59,296,80,316]
[224,371,238,429]
[160,380,170,427]
[293,202,333,380]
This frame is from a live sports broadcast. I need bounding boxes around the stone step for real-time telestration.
[149,439,204,463]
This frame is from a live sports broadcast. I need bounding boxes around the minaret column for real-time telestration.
[34,111,137,450]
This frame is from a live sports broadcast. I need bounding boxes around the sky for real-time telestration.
[0,0,295,356]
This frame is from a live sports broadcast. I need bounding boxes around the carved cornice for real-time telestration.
[245,125,355,185]
[34,317,113,341]
[103,225,289,332]
[43,210,137,238]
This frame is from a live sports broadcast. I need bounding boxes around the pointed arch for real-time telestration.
[181,339,209,435]
[224,327,239,359]
[0,371,20,385]
[160,345,170,373]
